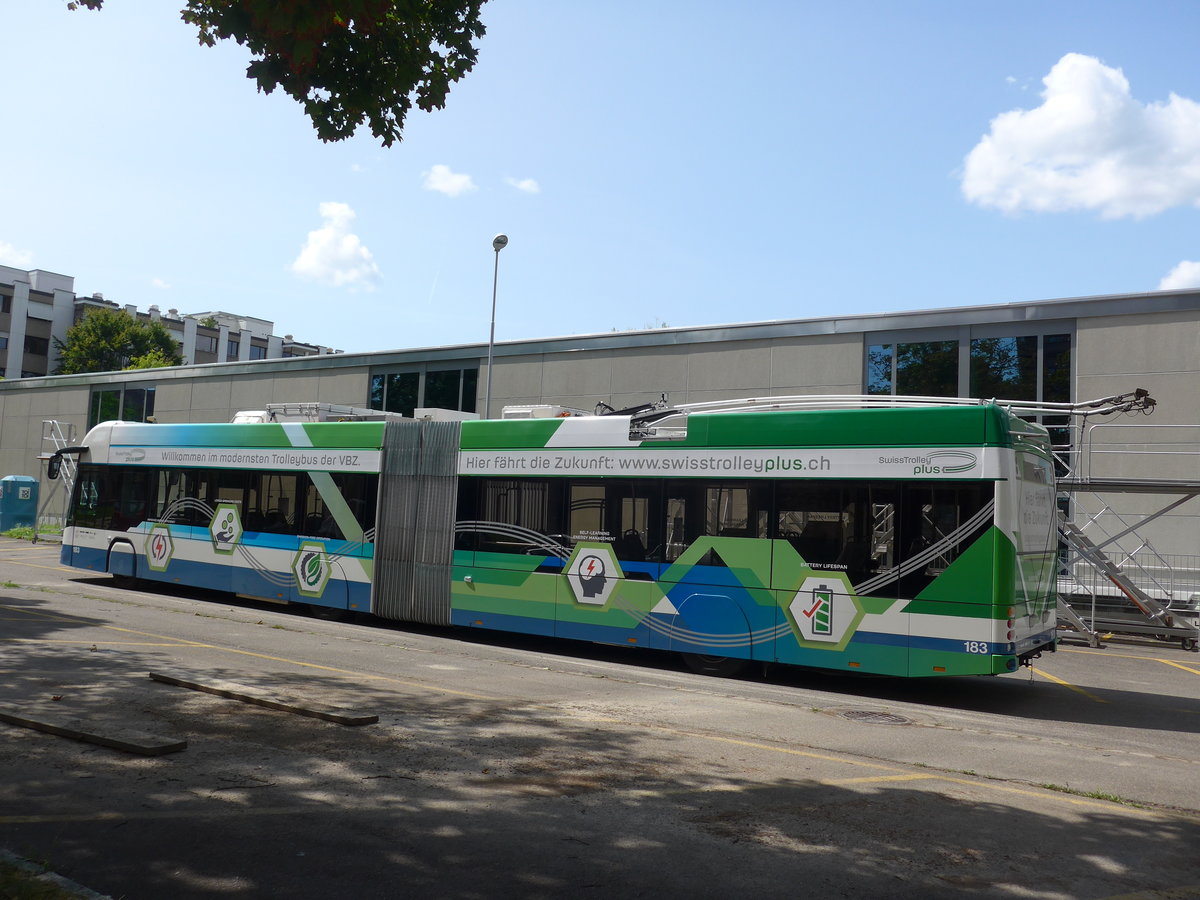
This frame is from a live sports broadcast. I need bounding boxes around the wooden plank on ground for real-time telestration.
[148,670,378,726]
[0,706,187,756]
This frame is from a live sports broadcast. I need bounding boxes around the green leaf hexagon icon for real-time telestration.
[292,541,331,598]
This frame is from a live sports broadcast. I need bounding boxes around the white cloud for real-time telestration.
[505,176,541,194]
[0,240,34,268]
[423,164,477,197]
[1159,260,1200,291]
[151,277,171,290]
[291,202,381,289]
[962,53,1200,219]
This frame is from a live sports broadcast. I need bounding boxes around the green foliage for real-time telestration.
[68,0,489,147]
[198,316,219,329]
[2,524,62,541]
[54,308,183,375]
[0,855,81,898]
[126,347,181,370]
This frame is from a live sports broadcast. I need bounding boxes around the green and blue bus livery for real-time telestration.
[58,400,1058,678]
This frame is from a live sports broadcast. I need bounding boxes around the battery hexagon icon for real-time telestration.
[788,576,862,646]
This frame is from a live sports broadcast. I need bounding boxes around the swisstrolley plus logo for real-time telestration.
[880,450,978,475]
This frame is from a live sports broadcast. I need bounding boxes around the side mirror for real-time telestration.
[47,454,62,480]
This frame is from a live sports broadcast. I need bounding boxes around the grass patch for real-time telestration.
[2,581,17,589]
[1039,783,1145,807]
[1,525,63,541]
[0,857,84,899]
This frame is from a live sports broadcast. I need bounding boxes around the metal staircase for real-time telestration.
[1044,393,1200,652]
[32,420,78,541]
[1056,511,1199,650]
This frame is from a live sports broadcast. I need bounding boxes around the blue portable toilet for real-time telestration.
[0,475,39,531]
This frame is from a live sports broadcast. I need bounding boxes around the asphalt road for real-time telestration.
[1,536,1198,900]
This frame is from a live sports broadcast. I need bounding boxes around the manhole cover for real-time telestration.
[839,709,912,726]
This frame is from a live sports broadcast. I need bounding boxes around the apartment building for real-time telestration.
[0,265,337,379]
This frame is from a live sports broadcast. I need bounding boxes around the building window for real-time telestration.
[371,371,420,416]
[867,340,958,397]
[195,335,218,354]
[0,335,8,350]
[866,330,1073,407]
[249,344,268,360]
[226,339,240,359]
[970,336,1038,400]
[1042,333,1072,403]
[89,385,156,428]
[1,294,10,314]
[369,365,478,418]
[24,335,50,356]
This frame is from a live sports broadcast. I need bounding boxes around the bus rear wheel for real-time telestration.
[309,604,353,622]
[681,653,749,678]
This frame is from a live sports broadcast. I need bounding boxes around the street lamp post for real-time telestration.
[484,233,508,419]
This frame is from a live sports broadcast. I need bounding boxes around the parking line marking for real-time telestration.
[826,774,940,785]
[1031,667,1107,703]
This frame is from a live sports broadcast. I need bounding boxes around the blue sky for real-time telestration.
[5,1,1200,353]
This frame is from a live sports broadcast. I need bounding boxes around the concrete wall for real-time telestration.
[487,332,864,413]
[1072,310,1200,560]
[0,381,90,501]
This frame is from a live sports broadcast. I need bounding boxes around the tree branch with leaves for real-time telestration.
[67,0,488,146]
[54,308,184,375]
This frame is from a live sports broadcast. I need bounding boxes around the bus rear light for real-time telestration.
[1007,630,1014,640]
[1007,619,1014,628]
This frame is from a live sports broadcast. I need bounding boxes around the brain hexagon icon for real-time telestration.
[566,545,620,606]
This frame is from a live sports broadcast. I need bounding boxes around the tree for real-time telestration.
[68,0,488,147]
[54,308,184,375]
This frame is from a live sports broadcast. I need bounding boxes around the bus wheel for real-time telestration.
[308,604,353,622]
[681,653,749,678]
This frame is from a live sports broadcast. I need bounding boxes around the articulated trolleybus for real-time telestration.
[57,396,1058,677]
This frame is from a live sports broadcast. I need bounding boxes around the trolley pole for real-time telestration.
[484,233,508,420]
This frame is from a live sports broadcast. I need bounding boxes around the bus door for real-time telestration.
[557,480,660,649]
[773,482,903,673]
[894,482,996,674]
[654,480,773,662]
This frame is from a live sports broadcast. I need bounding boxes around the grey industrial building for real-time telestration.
[1,284,1198,568]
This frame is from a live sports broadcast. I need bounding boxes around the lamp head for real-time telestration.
[492,234,509,252]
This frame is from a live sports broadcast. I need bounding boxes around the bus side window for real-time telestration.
[455,479,478,551]
[69,465,114,529]
[477,478,565,556]
[897,483,990,596]
[568,480,662,563]
[664,480,768,562]
[664,496,688,562]
[259,474,300,534]
[112,468,153,531]
[155,469,194,525]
